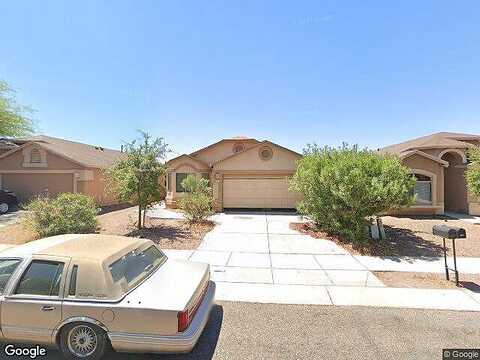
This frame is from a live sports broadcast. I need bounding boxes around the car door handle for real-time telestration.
[41,306,55,311]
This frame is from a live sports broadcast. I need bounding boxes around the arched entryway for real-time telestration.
[441,151,468,213]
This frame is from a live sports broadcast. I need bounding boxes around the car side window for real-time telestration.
[15,260,65,297]
[68,265,78,296]
[0,259,22,294]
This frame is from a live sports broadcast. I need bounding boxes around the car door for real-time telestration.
[1,255,70,344]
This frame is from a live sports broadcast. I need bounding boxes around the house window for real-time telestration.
[30,148,42,163]
[176,173,189,192]
[413,174,432,204]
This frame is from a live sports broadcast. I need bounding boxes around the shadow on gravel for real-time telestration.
[382,225,444,259]
[0,304,224,360]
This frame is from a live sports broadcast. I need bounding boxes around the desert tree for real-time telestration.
[106,131,167,229]
[0,80,34,137]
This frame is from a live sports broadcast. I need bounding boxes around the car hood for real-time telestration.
[119,258,209,311]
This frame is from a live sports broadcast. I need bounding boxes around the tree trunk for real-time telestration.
[138,204,142,230]
[137,185,142,230]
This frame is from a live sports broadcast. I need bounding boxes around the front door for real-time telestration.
[1,256,69,344]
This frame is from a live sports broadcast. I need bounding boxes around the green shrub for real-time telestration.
[290,144,415,245]
[178,175,214,222]
[24,193,100,237]
[466,146,480,197]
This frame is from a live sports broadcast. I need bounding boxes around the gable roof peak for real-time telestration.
[1,134,122,168]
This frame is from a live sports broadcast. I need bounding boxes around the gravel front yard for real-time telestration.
[98,206,214,249]
[0,206,214,250]
[382,215,480,257]
[375,271,480,291]
[292,215,480,258]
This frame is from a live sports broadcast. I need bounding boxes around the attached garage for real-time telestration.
[223,176,300,209]
[1,173,74,203]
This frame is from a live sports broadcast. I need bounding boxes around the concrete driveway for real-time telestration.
[0,210,24,228]
[196,211,383,288]
[165,211,385,305]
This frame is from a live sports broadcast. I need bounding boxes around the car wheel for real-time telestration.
[59,322,109,360]
[0,203,8,214]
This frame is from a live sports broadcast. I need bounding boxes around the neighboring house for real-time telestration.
[380,132,480,216]
[166,136,302,211]
[0,135,123,205]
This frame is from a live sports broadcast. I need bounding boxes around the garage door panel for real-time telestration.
[223,177,300,209]
[2,173,74,203]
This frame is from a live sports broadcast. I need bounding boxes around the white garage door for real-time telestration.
[223,177,299,209]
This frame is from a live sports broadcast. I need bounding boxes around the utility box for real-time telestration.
[432,225,466,240]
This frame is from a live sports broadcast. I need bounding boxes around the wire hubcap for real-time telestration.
[67,325,98,357]
[0,203,8,213]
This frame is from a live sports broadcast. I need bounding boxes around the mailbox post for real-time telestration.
[432,224,466,286]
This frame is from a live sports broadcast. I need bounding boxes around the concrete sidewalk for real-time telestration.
[355,255,480,274]
[164,249,480,311]
[445,211,480,224]
[146,202,185,220]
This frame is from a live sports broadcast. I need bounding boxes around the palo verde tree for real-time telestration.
[106,131,167,229]
[466,146,480,198]
[0,80,34,137]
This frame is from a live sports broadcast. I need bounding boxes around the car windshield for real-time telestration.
[0,258,22,294]
[109,245,167,291]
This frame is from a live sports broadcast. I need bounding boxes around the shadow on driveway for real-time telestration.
[0,304,224,360]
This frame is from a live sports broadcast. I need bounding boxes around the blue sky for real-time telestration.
[1,1,479,157]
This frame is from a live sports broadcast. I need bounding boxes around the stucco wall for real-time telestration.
[77,169,118,206]
[192,140,259,165]
[213,144,300,172]
[0,145,83,170]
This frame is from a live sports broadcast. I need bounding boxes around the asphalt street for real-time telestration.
[2,301,480,360]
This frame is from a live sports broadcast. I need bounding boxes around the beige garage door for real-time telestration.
[2,173,74,203]
[223,177,299,209]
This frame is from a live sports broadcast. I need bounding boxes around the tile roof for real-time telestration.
[19,135,123,168]
[379,132,479,155]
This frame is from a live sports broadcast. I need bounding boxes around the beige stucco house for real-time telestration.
[380,132,480,216]
[0,135,123,205]
[166,137,302,211]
